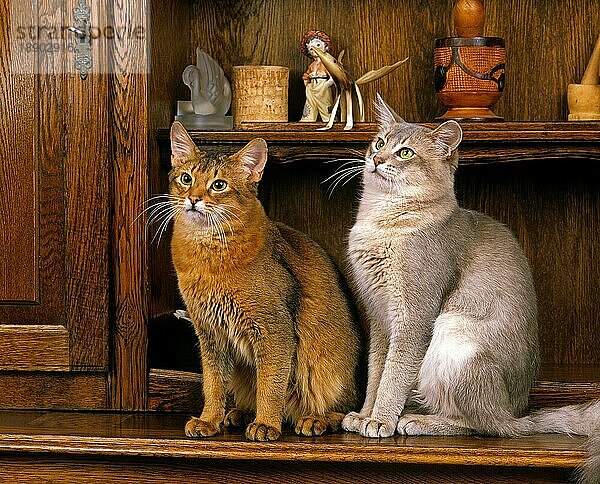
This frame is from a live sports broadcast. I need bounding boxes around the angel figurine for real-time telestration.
[299,30,336,123]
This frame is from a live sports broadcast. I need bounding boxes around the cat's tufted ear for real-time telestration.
[431,120,463,156]
[170,121,200,167]
[233,138,268,183]
[374,93,406,127]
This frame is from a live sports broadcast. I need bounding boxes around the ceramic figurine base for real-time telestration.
[175,101,232,130]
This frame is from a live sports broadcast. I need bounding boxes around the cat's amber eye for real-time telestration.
[180,173,193,185]
[210,179,228,192]
[375,137,386,150]
[397,147,414,159]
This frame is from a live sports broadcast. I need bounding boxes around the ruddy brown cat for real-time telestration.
[167,121,362,442]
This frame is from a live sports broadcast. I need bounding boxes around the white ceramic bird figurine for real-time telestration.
[182,48,232,116]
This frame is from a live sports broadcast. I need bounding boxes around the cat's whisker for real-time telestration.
[214,211,235,236]
[323,157,364,165]
[327,173,362,198]
[211,210,233,236]
[325,166,364,192]
[322,165,364,184]
[326,167,364,197]
[151,206,181,245]
[208,211,228,255]
[339,170,363,189]
[146,204,181,227]
[132,200,177,227]
[136,194,181,209]
[134,194,184,228]
[218,204,243,223]
[218,210,242,226]
[145,204,177,227]
[330,160,365,171]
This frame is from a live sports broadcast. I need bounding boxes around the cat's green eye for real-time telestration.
[180,173,193,185]
[398,147,415,160]
[210,179,228,192]
[375,138,386,150]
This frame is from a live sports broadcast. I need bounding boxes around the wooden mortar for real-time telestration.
[434,0,505,121]
[568,35,600,121]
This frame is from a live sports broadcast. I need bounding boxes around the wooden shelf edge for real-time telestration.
[156,121,600,143]
[0,432,586,468]
[155,122,600,166]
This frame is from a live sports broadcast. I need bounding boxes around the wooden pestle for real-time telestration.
[580,34,600,85]
[454,0,485,37]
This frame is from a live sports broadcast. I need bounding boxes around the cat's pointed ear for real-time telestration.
[374,93,405,127]
[170,121,199,167]
[234,138,268,183]
[431,120,463,156]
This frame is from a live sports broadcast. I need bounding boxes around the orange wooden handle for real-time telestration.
[454,0,485,37]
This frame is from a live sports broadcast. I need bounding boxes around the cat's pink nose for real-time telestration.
[188,195,201,204]
[373,155,384,167]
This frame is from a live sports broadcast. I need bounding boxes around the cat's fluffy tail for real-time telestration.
[530,400,600,436]
[576,432,600,484]
[528,400,600,483]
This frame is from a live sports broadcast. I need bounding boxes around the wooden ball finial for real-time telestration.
[454,0,485,37]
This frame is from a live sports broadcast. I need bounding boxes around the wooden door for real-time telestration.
[0,0,110,408]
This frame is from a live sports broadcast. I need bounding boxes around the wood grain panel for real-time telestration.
[0,456,576,483]
[0,0,69,326]
[148,0,191,319]
[484,0,600,121]
[146,366,600,414]
[109,0,150,410]
[147,369,203,412]
[0,325,69,370]
[187,0,600,123]
[0,0,110,365]
[456,160,600,365]
[34,0,68,326]
[0,0,38,302]
[64,0,110,369]
[0,373,107,409]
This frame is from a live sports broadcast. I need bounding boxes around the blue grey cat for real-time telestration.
[342,95,599,479]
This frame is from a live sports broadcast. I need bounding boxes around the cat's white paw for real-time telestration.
[341,411,366,433]
[396,415,422,436]
[360,417,396,438]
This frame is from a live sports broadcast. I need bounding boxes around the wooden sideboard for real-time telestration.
[0,0,598,480]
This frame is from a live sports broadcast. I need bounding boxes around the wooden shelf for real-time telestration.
[0,410,586,468]
[156,122,600,165]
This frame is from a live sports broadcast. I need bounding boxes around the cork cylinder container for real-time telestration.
[232,66,289,128]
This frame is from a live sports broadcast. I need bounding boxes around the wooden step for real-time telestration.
[0,410,588,482]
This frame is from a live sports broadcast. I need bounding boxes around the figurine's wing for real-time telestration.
[182,64,199,88]
[355,57,409,85]
[196,49,229,110]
